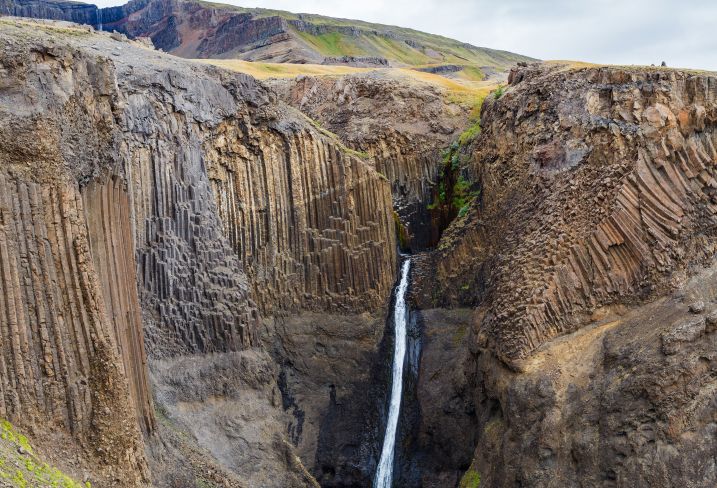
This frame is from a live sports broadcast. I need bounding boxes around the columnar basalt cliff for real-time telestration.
[205,124,397,314]
[415,64,717,487]
[0,19,396,487]
[432,64,717,365]
[5,11,717,488]
[269,74,471,249]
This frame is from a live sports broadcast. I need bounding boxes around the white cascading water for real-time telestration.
[374,258,411,488]
[97,8,103,31]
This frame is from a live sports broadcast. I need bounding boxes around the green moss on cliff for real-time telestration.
[459,466,481,488]
[0,419,89,488]
[427,143,480,218]
[458,121,481,146]
[393,211,410,251]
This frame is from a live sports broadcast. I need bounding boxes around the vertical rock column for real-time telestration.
[82,176,155,434]
[0,172,147,485]
[206,125,398,314]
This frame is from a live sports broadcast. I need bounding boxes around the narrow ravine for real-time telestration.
[375,258,412,488]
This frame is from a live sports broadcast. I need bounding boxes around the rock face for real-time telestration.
[0,0,98,24]
[0,19,396,487]
[432,64,717,365]
[204,121,397,315]
[419,64,717,486]
[263,312,390,487]
[7,14,717,488]
[269,73,471,250]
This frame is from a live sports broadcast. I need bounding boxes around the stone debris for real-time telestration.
[662,316,707,355]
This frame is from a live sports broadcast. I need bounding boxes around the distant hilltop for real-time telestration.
[0,0,535,67]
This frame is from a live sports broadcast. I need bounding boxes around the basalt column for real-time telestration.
[206,125,398,314]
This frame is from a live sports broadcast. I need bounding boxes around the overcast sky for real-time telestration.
[94,0,717,71]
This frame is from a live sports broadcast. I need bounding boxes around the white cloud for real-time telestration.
[93,0,717,71]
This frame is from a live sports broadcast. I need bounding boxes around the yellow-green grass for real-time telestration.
[198,58,499,114]
[294,30,366,57]
[0,419,89,488]
[195,58,372,79]
[0,17,92,37]
[200,57,497,101]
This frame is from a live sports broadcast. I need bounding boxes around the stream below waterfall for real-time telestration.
[374,258,411,488]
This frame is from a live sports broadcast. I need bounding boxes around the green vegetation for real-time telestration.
[0,419,89,488]
[459,466,481,488]
[493,84,505,99]
[426,143,480,218]
[393,211,410,251]
[456,65,485,82]
[295,31,365,57]
[196,0,534,68]
[458,121,481,146]
[456,92,485,146]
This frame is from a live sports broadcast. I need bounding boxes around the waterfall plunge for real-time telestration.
[374,258,411,488]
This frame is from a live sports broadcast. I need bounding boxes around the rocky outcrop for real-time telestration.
[431,64,717,366]
[0,18,397,486]
[321,56,389,67]
[269,73,471,249]
[471,266,717,487]
[414,64,717,487]
[0,0,98,24]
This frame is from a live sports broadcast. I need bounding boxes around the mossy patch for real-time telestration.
[459,466,481,488]
[295,31,366,57]
[426,143,480,218]
[0,419,89,488]
[393,211,410,251]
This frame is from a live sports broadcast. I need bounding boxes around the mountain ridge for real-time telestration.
[0,0,536,67]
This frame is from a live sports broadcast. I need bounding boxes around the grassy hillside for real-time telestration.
[198,58,500,112]
[197,0,535,68]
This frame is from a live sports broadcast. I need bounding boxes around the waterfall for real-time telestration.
[374,258,411,488]
[97,8,103,31]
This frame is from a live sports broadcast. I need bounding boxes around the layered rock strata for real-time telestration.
[1,0,534,66]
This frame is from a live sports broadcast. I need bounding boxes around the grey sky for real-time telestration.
[94,0,717,71]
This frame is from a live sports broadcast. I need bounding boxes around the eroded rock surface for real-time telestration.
[432,64,717,366]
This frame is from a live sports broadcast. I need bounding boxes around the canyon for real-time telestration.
[0,3,716,488]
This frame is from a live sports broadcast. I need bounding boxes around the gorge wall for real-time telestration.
[0,18,396,487]
[414,63,717,486]
[268,74,471,249]
[4,12,717,488]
